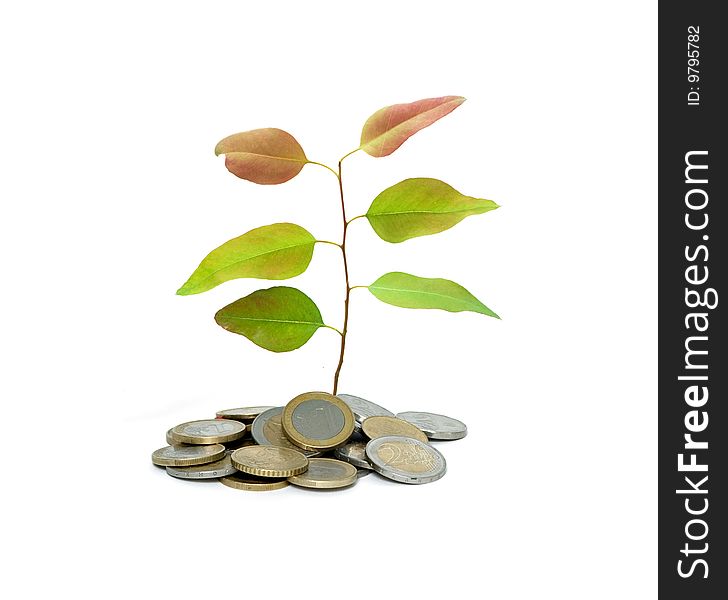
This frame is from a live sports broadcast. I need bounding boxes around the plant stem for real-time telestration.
[332,157,351,395]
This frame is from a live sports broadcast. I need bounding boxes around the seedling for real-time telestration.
[177,96,500,394]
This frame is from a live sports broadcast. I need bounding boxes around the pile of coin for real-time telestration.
[152,391,467,491]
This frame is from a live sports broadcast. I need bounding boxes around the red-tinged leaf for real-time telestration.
[360,96,466,157]
[215,128,308,185]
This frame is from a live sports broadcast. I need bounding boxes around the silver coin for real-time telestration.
[334,440,372,470]
[396,411,467,440]
[291,399,345,439]
[166,454,237,479]
[365,436,446,484]
[337,393,394,430]
[250,407,321,457]
[356,468,371,478]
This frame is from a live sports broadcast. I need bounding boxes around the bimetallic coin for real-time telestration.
[366,436,446,484]
[251,407,321,457]
[396,411,468,440]
[361,416,429,444]
[231,445,308,478]
[282,391,355,451]
[169,419,245,445]
[166,428,192,446]
[337,393,394,430]
[334,440,372,470]
[151,444,226,467]
[220,473,289,491]
[166,454,236,479]
[288,458,357,489]
[216,406,276,422]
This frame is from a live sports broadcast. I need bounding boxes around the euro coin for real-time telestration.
[251,407,321,457]
[282,391,355,451]
[151,443,226,467]
[220,473,289,492]
[334,440,372,470]
[231,445,308,478]
[215,406,275,422]
[396,411,467,440]
[288,458,357,489]
[337,393,394,430]
[166,428,191,446]
[169,419,245,445]
[365,436,446,484]
[166,453,236,479]
[361,415,428,444]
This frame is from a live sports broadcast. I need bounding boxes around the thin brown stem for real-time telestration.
[332,158,351,395]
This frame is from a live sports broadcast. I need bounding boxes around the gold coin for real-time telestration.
[166,428,191,446]
[361,416,429,443]
[282,391,355,451]
[215,406,275,422]
[151,443,226,467]
[169,419,246,445]
[288,458,358,489]
[220,472,289,491]
[231,445,308,478]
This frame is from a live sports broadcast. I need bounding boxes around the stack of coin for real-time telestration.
[152,391,468,490]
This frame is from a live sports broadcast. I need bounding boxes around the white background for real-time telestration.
[1,1,656,598]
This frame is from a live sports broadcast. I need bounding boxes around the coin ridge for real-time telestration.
[220,473,289,491]
[231,446,309,478]
[281,391,355,451]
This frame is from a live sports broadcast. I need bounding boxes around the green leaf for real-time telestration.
[215,287,326,352]
[368,272,499,318]
[366,178,498,243]
[360,96,465,157]
[214,128,308,184]
[177,223,316,296]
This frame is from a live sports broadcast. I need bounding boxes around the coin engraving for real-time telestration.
[396,411,467,440]
[291,399,345,439]
[366,436,446,484]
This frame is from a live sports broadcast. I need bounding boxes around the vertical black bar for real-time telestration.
[659,2,726,599]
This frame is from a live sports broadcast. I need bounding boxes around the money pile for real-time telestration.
[152,391,467,491]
